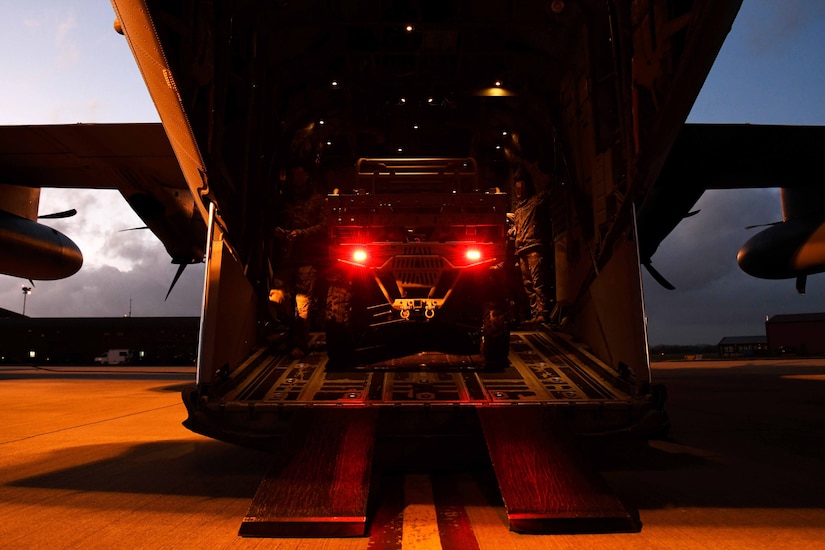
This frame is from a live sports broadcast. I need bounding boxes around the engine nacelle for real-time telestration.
[737,187,825,280]
[0,210,83,280]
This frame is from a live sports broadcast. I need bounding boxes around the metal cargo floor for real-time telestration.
[217,329,636,407]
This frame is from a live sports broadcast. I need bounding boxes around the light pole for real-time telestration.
[21,286,31,316]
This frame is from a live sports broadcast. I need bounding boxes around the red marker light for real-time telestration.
[465,249,481,261]
[352,249,368,263]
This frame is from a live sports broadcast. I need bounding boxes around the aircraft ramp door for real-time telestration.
[183,327,658,536]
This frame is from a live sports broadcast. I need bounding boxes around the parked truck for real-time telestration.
[93,349,132,365]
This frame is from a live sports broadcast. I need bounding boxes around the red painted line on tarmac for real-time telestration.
[367,473,405,550]
[432,474,480,550]
[368,473,480,549]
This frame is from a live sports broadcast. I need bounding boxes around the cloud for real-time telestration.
[649,188,782,291]
[39,189,150,271]
[642,187,825,345]
[742,1,825,54]
[55,12,80,68]
[85,98,101,121]
[0,186,205,318]
[12,260,205,318]
[645,267,825,345]
[55,12,76,42]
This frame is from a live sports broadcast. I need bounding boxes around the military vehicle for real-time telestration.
[325,158,510,368]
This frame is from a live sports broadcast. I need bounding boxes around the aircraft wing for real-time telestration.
[636,123,825,270]
[0,123,207,266]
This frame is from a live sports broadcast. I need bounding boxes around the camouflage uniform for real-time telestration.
[271,168,327,357]
[511,176,554,323]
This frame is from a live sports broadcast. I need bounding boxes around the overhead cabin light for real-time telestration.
[473,86,516,97]
[465,249,481,261]
[330,80,339,89]
[412,124,419,130]
[405,24,414,32]
[494,80,502,87]
[319,119,325,125]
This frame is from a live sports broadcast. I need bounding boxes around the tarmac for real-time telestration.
[1,358,824,549]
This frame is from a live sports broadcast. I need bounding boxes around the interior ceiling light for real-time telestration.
[405,24,414,32]
[473,83,516,97]
[330,80,339,88]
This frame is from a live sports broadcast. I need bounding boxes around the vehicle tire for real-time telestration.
[325,281,355,369]
[481,300,509,370]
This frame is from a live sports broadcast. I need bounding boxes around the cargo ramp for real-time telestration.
[182,326,663,536]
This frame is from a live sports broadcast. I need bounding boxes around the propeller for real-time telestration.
[118,226,150,232]
[796,275,806,295]
[744,221,782,230]
[639,209,701,290]
[38,208,77,219]
[643,261,676,290]
[114,225,187,300]
[165,263,189,301]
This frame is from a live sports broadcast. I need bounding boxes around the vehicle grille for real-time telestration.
[391,256,444,287]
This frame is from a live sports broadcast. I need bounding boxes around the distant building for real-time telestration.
[717,336,768,358]
[0,315,199,365]
[766,313,825,355]
[0,307,25,319]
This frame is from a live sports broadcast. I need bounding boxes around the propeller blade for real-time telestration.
[684,209,700,218]
[165,263,188,301]
[38,208,77,219]
[745,221,782,230]
[643,261,676,290]
[118,226,150,232]
[796,275,807,295]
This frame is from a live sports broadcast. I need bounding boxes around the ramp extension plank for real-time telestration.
[239,408,377,537]
[477,407,639,534]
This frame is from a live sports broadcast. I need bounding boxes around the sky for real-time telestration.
[1,1,824,345]
[0,1,203,319]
